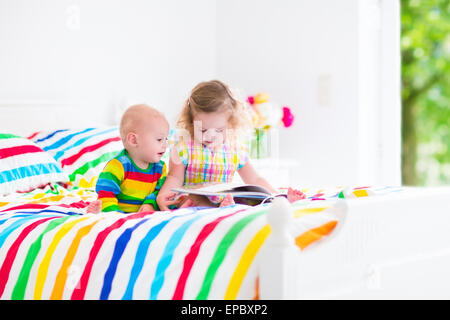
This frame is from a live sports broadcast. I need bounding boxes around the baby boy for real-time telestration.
[87,104,171,213]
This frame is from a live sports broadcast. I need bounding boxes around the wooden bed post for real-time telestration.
[259,197,300,299]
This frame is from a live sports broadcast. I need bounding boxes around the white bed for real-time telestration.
[1,102,450,300]
[261,187,450,299]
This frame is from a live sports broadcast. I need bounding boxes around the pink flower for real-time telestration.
[247,96,255,105]
[281,106,294,127]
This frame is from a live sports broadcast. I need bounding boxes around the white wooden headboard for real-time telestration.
[0,100,118,136]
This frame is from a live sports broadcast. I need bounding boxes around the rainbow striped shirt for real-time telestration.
[176,139,249,186]
[95,149,167,212]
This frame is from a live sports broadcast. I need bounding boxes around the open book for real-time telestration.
[171,183,287,205]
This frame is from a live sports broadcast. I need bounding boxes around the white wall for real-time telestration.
[0,0,217,125]
[0,0,400,187]
[216,0,401,187]
[216,0,360,186]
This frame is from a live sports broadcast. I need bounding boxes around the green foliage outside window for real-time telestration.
[401,0,450,186]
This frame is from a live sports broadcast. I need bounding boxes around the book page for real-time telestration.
[172,182,273,196]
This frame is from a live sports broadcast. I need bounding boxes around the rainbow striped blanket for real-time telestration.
[0,184,400,300]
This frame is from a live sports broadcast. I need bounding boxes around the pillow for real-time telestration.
[30,127,123,188]
[0,133,69,195]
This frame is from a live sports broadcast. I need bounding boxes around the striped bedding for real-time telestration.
[0,133,68,195]
[29,128,124,188]
[0,184,394,300]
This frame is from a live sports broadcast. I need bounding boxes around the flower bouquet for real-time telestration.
[246,93,294,159]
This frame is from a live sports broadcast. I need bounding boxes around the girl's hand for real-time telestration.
[157,191,183,211]
[156,148,188,211]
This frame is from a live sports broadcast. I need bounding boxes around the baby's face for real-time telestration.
[137,119,169,163]
[192,111,229,148]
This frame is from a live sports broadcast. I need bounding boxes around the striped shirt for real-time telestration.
[95,149,167,212]
[176,139,249,186]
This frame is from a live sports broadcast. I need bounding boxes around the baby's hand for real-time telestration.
[286,187,306,203]
[138,204,156,213]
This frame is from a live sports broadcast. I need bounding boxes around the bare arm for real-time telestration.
[156,148,186,210]
[238,160,306,203]
[237,161,279,194]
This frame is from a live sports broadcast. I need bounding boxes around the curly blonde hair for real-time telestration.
[177,80,252,143]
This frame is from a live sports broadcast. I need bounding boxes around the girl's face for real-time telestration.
[192,111,230,148]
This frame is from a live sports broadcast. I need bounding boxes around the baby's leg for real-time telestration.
[179,194,216,208]
[176,194,235,208]
[87,200,102,213]
[177,196,195,208]
[286,187,306,203]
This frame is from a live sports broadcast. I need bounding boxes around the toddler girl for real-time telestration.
[157,80,305,210]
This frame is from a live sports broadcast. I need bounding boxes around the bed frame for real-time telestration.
[0,100,117,136]
[262,187,450,299]
[2,102,450,300]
